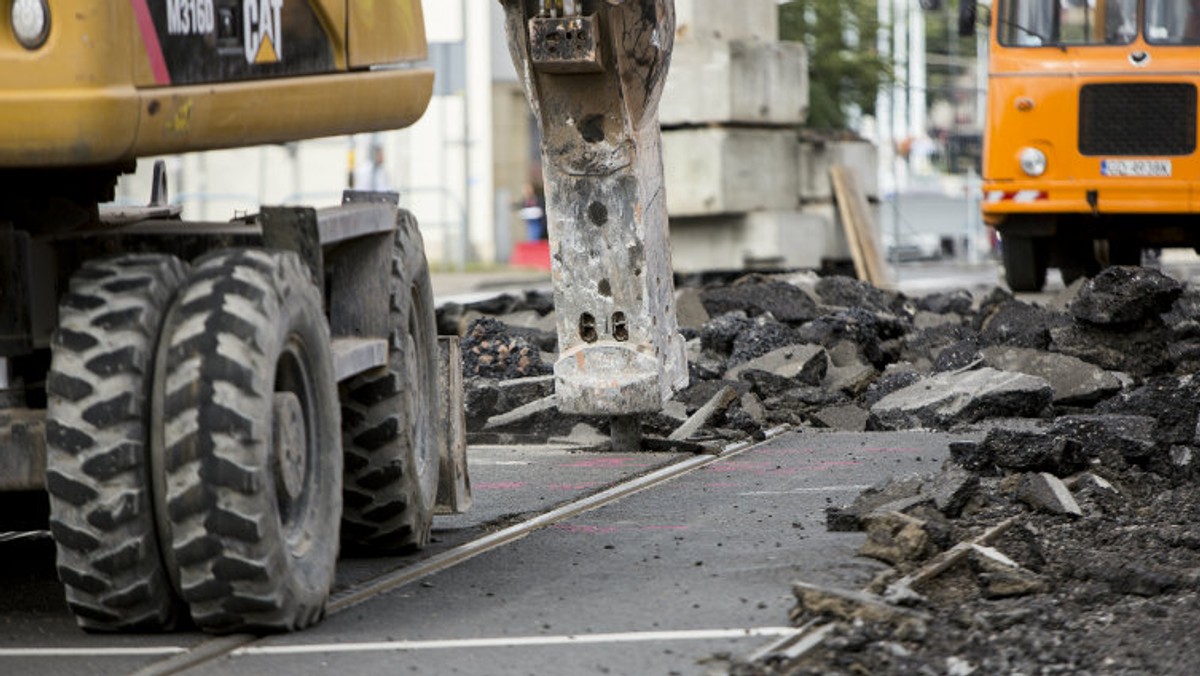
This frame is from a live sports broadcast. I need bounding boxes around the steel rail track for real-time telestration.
[130,428,792,676]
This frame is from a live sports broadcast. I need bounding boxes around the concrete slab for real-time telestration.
[674,0,779,43]
[669,207,854,272]
[798,141,881,202]
[661,39,808,127]
[663,128,800,217]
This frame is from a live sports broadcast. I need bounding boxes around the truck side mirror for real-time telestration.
[959,2,978,37]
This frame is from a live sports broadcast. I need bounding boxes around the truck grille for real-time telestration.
[1078,83,1197,156]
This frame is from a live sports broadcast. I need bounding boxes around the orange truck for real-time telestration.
[974,0,1200,291]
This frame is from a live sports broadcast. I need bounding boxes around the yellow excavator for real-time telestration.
[0,0,682,635]
[0,0,445,634]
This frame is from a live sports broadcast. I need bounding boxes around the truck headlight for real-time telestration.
[1019,147,1047,177]
[11,0,50,50]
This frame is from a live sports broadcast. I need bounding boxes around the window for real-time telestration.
[1145,0,1200,43]
[998,0,1139,46]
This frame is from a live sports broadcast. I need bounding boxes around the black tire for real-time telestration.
[1002,234,1049,292]
[153,249,341,633]
[340,210,440,553]
[46,254,188,631]
[1057,237,1099,287]
[1106,240,1142,267]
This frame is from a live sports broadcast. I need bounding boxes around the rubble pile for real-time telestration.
[441,266,1198,451]
[439,265,1200,674]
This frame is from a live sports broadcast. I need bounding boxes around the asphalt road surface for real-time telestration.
[0,430,962,676]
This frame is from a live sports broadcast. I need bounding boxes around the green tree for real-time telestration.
[780,0,891,131]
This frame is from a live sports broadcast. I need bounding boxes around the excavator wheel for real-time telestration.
[152,249,341,633]
[46,254,188,631]
[339,210,440,553]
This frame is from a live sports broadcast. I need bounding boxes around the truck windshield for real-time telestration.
[998,0,1138,46]
[1145,0,1200,43]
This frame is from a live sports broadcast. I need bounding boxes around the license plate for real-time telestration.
[1101,159,1172,177]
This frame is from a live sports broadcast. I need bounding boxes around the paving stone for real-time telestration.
[729,317,806,365]
[982,346,1124,405]
[869,368,1053,431]
[1095,376,1200,447]
[860,511,936,565]
[983,428,1084,474]
[923,465,980,518]
[916,289,975,315]
[1016,472,1083,517]
[674,287,711,331]
[825,363,879,397]
[851,474,927,515]
[969,545,1050,599]
[933,337,983,372]
[816,275,901,313]
[980,300,1062,350]
[497,375,556,412]
[1069,266,1183,326]
[725,344,828,383]
[1050,320,1173,377]
[701,278,821,325]
[738,392,768,426]
[914,311,963,331]
[1050,414,1158,468]
[814,404,870,432]
[792,581,931,626]
[483,394,559,431]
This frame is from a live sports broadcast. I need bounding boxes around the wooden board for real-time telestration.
[830,165,890,289]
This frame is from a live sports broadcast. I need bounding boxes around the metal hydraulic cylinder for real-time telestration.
[500,0,688,417]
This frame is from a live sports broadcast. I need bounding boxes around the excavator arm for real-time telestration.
[499,0,688,450]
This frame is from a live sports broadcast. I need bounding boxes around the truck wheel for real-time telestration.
[47,254,187,631]
[153,250,341,633]
[1105,240,1142,267]
[1058,237,1099,287]
[1002,235,1048,292]
[340,210,440,553]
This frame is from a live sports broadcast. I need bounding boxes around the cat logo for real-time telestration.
[245,0,284,64]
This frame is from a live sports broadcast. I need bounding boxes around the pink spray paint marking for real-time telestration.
[473,481,529,491]
[545,482,606,492]
[553,524,621,535]
[561,457,651,469]
[552,523,689,535]
[796,460,863,472]
[704,461,799,476]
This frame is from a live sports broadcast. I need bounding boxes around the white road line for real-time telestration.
[739,485,871,496]
[231,628,797,656]
[0,647,188,657]
[0,628,795,659]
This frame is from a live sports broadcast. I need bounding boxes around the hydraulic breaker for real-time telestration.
[500,0,688,449]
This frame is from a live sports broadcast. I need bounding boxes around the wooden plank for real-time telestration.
[830,165,890,289]
[831,166,869,282]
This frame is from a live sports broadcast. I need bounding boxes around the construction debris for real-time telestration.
[438,264,1200,676]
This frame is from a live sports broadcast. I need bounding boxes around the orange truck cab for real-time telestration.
[981,0,1200,290]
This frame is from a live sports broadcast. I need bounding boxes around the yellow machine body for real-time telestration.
[0,0,433,168]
